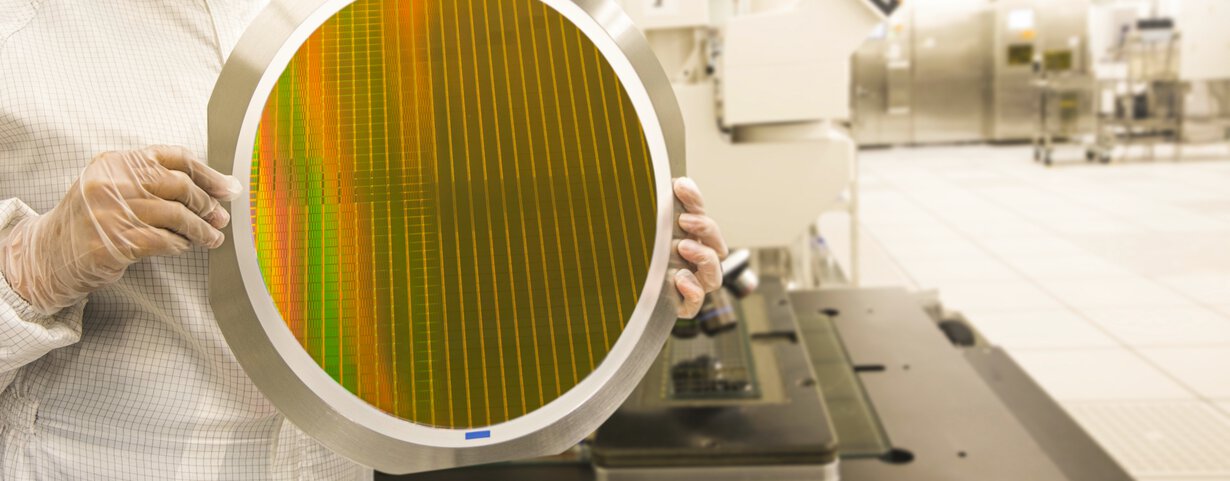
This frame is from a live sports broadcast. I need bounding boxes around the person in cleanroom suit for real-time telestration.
[0,0,728,479]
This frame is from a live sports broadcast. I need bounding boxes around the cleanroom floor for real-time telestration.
[839,143,1230,481]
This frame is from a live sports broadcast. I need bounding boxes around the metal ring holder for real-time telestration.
[207,0,684,473]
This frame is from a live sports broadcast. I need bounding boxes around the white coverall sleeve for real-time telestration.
[0,198,85,391]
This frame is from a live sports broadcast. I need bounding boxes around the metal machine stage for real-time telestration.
[384,278,1131,481]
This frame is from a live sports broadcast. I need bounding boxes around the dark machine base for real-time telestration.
[796,288,1131,481]
[591,278,839,480]
[384,285,1131,481]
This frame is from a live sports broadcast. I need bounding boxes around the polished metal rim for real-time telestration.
[207,0,684,474]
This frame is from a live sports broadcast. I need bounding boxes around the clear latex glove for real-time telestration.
[672,177,729,318]
[0,146,242,315]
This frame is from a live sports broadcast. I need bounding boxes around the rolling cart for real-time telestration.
[1033,73,1093,166]
[1086,20,1185,163]
[1032,47,1095,166]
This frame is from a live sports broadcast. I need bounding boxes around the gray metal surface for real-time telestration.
[381,460,841,481]
[207,0,685,474]
[964,347,1133,481]
[793,293,891,457]
[591,278,838,470]
[595,463,839,481]
[792,287,1074,480]
[379,464,594,481]
[390,286,1129,481]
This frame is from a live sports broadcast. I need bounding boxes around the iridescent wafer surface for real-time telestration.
[250,0,657,429]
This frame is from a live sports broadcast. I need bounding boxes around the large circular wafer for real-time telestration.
[208,0,683,473]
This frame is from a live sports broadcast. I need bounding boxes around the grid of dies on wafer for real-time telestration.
[250,0,658,429]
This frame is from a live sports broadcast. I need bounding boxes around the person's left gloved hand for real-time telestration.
[672,177,728,318]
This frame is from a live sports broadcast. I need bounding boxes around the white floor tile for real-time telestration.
[859,195,939,228]
[1045,218,1142,235]
[939,170,1011,182]
[873,238,991,262]
[1067,232,1230,278]
[892,258,1020,285]
[821,216,916,289]
[853,251,917,289]
[1018,205,1107,224]
[1080,306,1230,347]
[1009,348,1194,401]
[962,309,1118,349]
[1139,347,1230,399]
[975,186,1049,206]
[1156,274,1230,305]
[1064,401,1230,479]
[1041,278,1194,309]
[857,174,889,190]
[1002,255,1137,280]
[955,220,1048,240]
[1181,199,1230,216]
[862,224,967,246]
[976,235,1090,259]
[1136,214,1230,233]
[936,281,1063,311]
[915,202,1015,223]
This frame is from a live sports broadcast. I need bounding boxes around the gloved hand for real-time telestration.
[0,146,242,315]
[672,177,729,318]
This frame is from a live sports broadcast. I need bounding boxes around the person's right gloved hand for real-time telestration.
[0,146,242,316]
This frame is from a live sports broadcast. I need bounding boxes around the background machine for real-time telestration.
[390,1,1134,479]
[849,0,1230,161]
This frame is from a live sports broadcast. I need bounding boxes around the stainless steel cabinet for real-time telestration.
[852,0,991,146]
[851,0,1092,146]
[991,0,1093,141]
[852,23,913,145]
[912,0,992,144]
